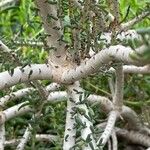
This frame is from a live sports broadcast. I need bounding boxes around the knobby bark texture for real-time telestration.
[0,0,150,149]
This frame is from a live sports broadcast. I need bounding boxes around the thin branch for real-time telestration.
[97,123,150,148]
[50,92,150,136]
[15,82,61,149]
[111,130,118,150]
[35,134,59,142]
[4,134,58,146]
[0,82,61,107]
[5,139,19,146]
[113,63,124,111]
[106,0,120,28]
[16,126,32,150]
[0,89,148,144]
[112,0,120,23]
[100,30,142,46]
[72,0,83,10]
[108,139,112,150]
[108,77,115,97]
[123,65,150,74]
[121,11,150,30]
[0,40,21,65]
[0,88,33,107]
[15,91,64,149]
[0,102,31,125]
[13,40,44,48]
[0,92,67,124]
[121,106,149,133]
[97,110,119,146]
[109,65,150,74]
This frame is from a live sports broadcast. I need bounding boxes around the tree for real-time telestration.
[0,0,150,149]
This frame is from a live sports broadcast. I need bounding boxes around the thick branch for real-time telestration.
[0,64,52,90]
[116,128,150,147]
[61,45,150,83]
[35,0,67,65]
[63,86,77,150]
[65,82,98,150]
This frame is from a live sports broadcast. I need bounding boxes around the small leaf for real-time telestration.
[28,70,33,79]
[9,68,14,77]
[18,102,30,111]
